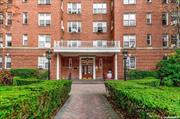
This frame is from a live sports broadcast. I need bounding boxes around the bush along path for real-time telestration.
[54,84,120,119]
[0,80,72,119]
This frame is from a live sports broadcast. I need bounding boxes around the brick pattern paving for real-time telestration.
[54,84,120,119]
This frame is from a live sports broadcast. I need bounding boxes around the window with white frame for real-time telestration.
[68,22,81,33]
[22,12,28,24]
[146,34,152,46]
[5,56,11,69]
[38,35,51,48]
[0,13,3,24]
[93,22,107,33]
[38,13,51,26]
[171,34,179,47]
[0,56,2,69]
[22,34,28,46]
[6,13,12,25]
[93,3,107,14]
[146,0,152,3]
[67,40,81,47]
[170,12,178,25]
[162,34,169,47]
[126,56,136,69]
[22,0,28,3]
[6,33,12,47]
[123,13,136,26]
[123,35,136,48]
[38,57,48,69]
[38,0,51,5]
[93,40,107,47]
[67,3,81,14]
[123,0,136,4]
[162,13,168,26]
[146,13,152,24]
[0,33,3,47]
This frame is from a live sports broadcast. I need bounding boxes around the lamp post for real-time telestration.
[122,49,128,81]
[45,49,52,80]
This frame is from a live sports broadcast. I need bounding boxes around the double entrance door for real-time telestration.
[81,57,94,80]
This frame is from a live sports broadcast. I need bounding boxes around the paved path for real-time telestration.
[54,84,119,119]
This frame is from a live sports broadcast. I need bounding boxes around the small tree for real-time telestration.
[157,49,180,86]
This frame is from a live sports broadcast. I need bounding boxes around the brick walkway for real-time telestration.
[54,84,119,119]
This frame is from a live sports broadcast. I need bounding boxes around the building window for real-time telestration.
[162,34,169,47]
[146,0,152,3]
[38,13,51,26]
[38,35,51,48]
[162,0,168,4]
[38,0,51,5]
[5,56,11,69]
[146,13,152,24]
[68,22,81,33]
[170,12,178,25]
[146,34,152,46]
[5,33,12,47]
[22,12,28,24]
[38,57,48,69]
[67,40,81,47]
[171,34,178,47]
[0,56,2,69]
[93,22,107,33]
[22,34,28,46]
[93,3,107,14]
[162,13,168,26]
[6,13,12,25]
[0,33,3,47]
[123,0,136,4]
[0,13,3,25]
[126,56,136,69]
[123,35,136,48]
[67,3,81,14]
[22,0,28,3]
[123,13,136,26]
[93,40,107,47]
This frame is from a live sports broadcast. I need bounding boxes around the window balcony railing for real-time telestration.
[54,40,121,53]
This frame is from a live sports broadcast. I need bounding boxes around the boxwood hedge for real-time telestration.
[13,77,42,86]
[105,78,180,118]
[0,80,72,119]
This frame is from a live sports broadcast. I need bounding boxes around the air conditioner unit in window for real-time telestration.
[170,21,177,25]
[61,26,64,31]
[38,65,44,69]
[97,27,103,33]
[130,43,135,48]
[71,28,78,33]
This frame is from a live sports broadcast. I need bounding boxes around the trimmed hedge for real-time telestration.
[105,78,180,118]
[13,77,42,85]
[0,80,72,119]
[128,70,158,80]
[10,68,48,80]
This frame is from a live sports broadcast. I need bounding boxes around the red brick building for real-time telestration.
[0,0,179,80]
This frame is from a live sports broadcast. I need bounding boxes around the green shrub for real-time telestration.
[0,80,72,119]
[128,70,158,80]
[13,77,42,85]
[36,69,48,80]
[0,70,13,85]
[10,68,48,80]
[10,69,37,78]
[157,49,180,87]
[105,79,180,118]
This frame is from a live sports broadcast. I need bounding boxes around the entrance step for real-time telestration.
[72,80,104,84]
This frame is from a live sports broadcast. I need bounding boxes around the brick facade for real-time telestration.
[0,0,177,80]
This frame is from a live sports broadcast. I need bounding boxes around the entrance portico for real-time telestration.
[54,40,120,80]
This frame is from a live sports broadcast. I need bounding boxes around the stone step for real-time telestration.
[72,80,104,84]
